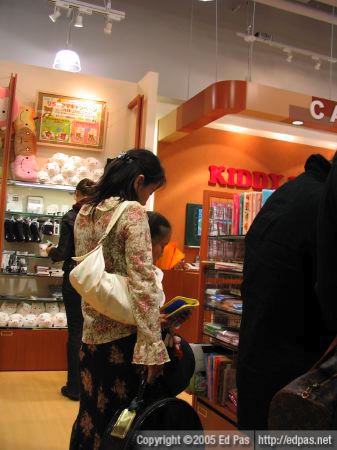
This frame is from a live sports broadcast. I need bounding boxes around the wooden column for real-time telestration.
[0,74,17,261]
[128,94,144,149]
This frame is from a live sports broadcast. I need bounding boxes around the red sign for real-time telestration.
[208,166,291,190]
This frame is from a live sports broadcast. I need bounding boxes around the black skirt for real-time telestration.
[69,333,143,450]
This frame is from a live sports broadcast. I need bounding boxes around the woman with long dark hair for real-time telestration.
[69,149,170,450]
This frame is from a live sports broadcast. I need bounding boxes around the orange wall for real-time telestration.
[155,127,332,261]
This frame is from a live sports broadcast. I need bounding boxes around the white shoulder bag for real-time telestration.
[69,201,136,325]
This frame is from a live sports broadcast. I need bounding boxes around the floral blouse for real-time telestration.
[74,197,170,366]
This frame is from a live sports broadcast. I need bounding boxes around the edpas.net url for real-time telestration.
[258,434,333,447]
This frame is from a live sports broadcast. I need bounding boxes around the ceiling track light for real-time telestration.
[49,5,62,22]
[74,11,83,27]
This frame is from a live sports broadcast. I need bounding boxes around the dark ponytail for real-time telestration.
[88,149,166,206]
[147,211,171,241]
[76,178,95,196]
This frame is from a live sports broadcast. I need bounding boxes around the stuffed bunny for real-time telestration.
[49,153,69,167]
[50,174,65,185]
[17,302,32,317]
[69,156,83,168]
[77,166,90,180]
[31,302,45,316]
[8,313,24,327]
[1,302,17,315]
[52,312,67,327]
[85,157,101,171]
[37,170,50,184]
[23,314,38,327]
[45,302,59,317]
[61,162,76,179]
[0,312,9,327]
[37,312,53,328]
[45,161,60,177]
[66,175,80,187]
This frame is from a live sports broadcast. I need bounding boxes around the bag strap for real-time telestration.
[97,200,131,245]
[313,335,337,370]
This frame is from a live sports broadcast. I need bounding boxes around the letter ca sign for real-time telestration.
[310,99,337,122]
[208,166,288,190]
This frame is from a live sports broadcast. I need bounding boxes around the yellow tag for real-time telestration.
[110,408,137,439]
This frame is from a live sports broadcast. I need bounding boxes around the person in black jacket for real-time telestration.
[47,178,95,401]
[237,154,335,430]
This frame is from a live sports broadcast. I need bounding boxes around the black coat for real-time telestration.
[237,154,334,429]
[49,204,81,272]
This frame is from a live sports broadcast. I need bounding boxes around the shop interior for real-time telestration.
[1,0,337,448]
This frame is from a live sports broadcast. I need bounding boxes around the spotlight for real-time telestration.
[53,49,81,72]
[292,120,304,126]
[74,12,83,27]
[49,6,61,22]
[315,61,321,71]
[286,54,293,63]
[104,18,113,34]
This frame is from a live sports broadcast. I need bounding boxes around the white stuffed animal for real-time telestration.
[31,302,45,316]
[23,314,38,327]
[61,162,76,179]
[77,166,90,180]
[45,302,59,317]
[37,312,53,328]
[8,313,24,327]
[37,170,50,184]
[51,174,65,185]
[69,156,83,168]
[17,302,31,317]
[93,168,103,182]
[45,161,61,177]
[50,153,69,167]
[52,312,67,328]
[0,312,9,327]
[1,302,17,315]
[66,175,80,187]
[85,157,101,171]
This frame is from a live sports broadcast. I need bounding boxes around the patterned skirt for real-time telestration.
[69,333,143,450]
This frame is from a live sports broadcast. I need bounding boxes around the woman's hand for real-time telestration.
[160,313,169,327]
[146,364,164,384]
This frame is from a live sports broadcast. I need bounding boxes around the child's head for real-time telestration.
[147,211,172,263]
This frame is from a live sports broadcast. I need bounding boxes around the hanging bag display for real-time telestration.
[268,337,337,429]
[69,201,135,325]
[101,375,204,450]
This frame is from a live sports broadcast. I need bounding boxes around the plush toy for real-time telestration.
[14,105,36,133]
[0,86,19,129]
[49,153,69,167]
[93,168,104,182]
[45,161,60,177]
[45,302,59,316]
[77,166,90,180]
[23,314,37,327]
[8,313,24,327]
[37,312,53,328]
[13,155,38,181]
[59,303,66,313]
[17,302,31,316]
[66,175,80,187]
[69,156,83,168]
[0,312,9,327]
[50,174,65,185]
[37,170,50,184]
[85,157,101,171]
[1,302,17,315]
[14,127,37,156]
[52,312,67,328]
[61,162,76,179]
[31,302,45,316]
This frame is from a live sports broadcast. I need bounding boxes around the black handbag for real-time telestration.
[101,376,204,450]
[268,337,337,430]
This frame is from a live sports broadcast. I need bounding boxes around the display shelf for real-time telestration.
[204,303,242,316]
[203,331,239,352]
[5,211,64,219]
[197,395,237,425]
[208,235,245,240]
[7,180,75,192]
[0,296,63,302]
[5,254,50,259]
[202,261,243,273]
[0,272,63,278]
[0,327,67,330]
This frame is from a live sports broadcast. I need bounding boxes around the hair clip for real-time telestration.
[116,152,128,160]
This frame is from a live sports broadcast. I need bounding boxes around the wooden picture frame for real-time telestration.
[36,92,106,151]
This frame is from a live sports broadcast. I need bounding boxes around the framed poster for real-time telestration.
[185,203,203,247]
[36,92,106,150]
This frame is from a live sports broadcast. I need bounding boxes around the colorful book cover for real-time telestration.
[239,193,244,235]
[232,194,240,235]
[262,189,275,206]
[242,192,251,235]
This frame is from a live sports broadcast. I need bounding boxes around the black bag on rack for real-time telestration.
[101,377,204,450]
[4,218,16,242]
